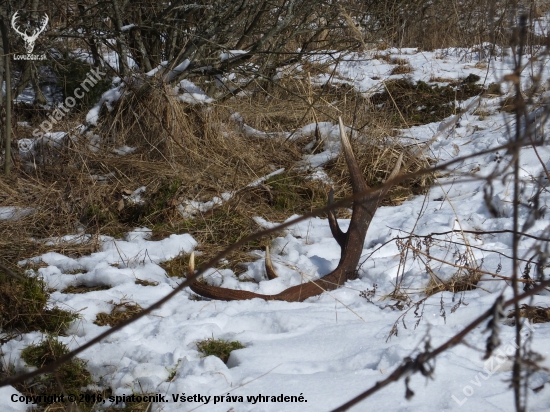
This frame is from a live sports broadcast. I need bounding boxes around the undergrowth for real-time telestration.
[94,301,143,327]
[12,335,93,409]
[370,75,485,126]
[508,304,550,324]
[0,55,436,360]
[0,265,76,334]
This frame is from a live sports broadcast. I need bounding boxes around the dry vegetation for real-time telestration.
[1,0,548,409]
[94,301,143,327]
[508,304,550,324]
[0,72,437,279]
[0,264,77,335]
[196,338,245,364]
[0,0,540,270]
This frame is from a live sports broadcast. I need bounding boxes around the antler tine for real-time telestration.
[264,246,279,280]
[338,117,366,194]
[188,251,195,278]
[189,117,401,302]
[327,187,346,248]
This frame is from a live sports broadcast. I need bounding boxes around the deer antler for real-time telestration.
[189,117,402,302]
[11,11,49,54]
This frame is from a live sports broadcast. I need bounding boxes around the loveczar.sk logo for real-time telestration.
[11,10,48,60]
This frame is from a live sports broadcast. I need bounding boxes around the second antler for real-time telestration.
[189,117,402,302]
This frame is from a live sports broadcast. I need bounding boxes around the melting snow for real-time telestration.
[5,45,550,411]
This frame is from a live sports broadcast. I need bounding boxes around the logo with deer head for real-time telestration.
[11,11,48,54]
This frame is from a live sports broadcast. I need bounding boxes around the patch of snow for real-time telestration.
[123,186,147,205]
[220,50,248,61]
[177,168,284,218]
[173,78,213,104]
[112,145,136,155]
[0,386,27,411]
[0,207,34,221]
[163,60,191,83]
[6,45,550,412]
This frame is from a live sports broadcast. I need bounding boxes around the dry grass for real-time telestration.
[160,252,191,278]
[424,269,482,296]
[0,67,436,308]
[1,72,434,282]
[196,337,245,364]
[62,284,111,294]
[508,304,550,324]
[0,265,77,334]
[94,301,143,327]
[374,0,542,50]
[370,75,485,127]
[134,279,159,287]
[390,65,414,75]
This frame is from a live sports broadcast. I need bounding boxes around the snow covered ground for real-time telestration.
[4,46,550,411]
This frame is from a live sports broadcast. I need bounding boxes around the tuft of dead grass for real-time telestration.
[390,65,414,75]
[94,301,143,327]
[135,279,159,287]
[370,75,484,127]
[508,304,550,324]
[62,284,111,294]
[160,252,191,278]
[424,269,481,296]
[196,338,245,364]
